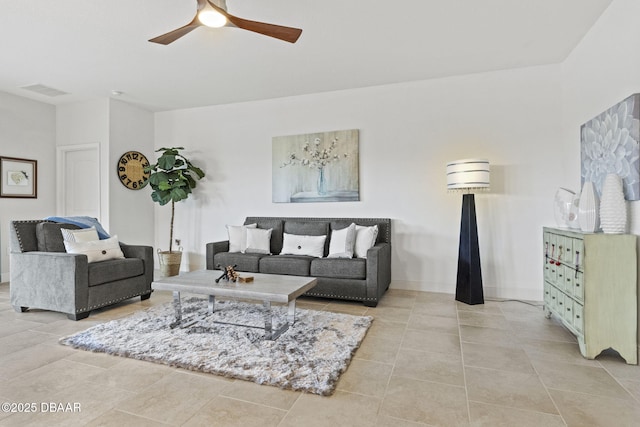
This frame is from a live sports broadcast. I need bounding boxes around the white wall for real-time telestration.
[56,98,155,245]
[108,99,155,245]
[0,91,56,281]
[560,0,640,344]
[155,64,563,300]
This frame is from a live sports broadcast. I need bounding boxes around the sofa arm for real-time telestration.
[365,242,392,305]
[206,241,230,270]
[120,243,154,286]
[10,251,89,315]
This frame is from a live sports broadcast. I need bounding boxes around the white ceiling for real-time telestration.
[0,0,613,112]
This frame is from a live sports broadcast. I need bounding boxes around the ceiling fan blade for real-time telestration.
[207,1,302,43]
[149,16,202,45]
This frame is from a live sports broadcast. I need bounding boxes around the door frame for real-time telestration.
[56,143,101,219]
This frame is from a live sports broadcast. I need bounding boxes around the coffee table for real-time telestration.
[151,270,317,340]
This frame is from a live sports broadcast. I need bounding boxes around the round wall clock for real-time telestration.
[117,151,151,190]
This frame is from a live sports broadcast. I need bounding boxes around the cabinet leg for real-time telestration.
[543,305,552,319]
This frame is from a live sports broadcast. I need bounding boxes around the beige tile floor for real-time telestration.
[0,282,639,426]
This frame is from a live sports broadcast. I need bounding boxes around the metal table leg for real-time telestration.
[169,291,182,329]
[287,299,297,325]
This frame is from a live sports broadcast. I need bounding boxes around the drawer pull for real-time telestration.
[576,315,580,319]
[576,283,580,287]
[559,301,563,305]
[567,308,571,312]
[567,278,571,282]
[552,296,556,300]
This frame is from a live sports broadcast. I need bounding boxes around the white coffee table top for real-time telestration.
[152,270,317,304]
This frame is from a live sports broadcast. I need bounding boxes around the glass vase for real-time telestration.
[317,167,326,195]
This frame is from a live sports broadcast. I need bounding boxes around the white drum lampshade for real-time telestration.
[446,159,490,191]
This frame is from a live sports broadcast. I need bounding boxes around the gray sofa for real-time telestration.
[9,220,154,320]
[206,217,391,307]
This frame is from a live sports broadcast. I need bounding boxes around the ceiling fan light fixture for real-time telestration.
[198,9,227,28]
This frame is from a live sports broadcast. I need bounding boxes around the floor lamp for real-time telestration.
[446,159,490,305]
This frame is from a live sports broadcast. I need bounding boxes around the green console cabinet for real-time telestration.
[543,227,637,365]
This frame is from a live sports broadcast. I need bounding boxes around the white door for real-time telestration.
[57,144,101,218]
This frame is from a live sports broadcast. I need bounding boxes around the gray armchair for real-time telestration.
[9,220,153,320]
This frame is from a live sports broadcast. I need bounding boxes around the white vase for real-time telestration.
[599,174,627,234]
[578,181,599,232]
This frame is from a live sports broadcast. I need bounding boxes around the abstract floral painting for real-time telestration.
[272,129,359,203]
[581,93,640,200]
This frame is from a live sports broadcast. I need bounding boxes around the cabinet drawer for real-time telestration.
[574,270,584,302]
[549,286,558,312]
[543,281,551,305]
[563,237,574,266]
[573,238,584,271]
[573,303,584,334]
[548,262,560,286]
[562,296,574,324]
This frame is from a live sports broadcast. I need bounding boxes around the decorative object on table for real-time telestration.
[116,151,151,190]
[142,147,205,276]
[238,276,254,283]
[0,156,37,198]
[60,297,372,396]
[272,129,359,203]
[578,181,600,232]
[553,188,577,228]
[599,173,627,234]
[215,264,238,283]
[148,0,303,45]
[446,158,490,305]
[581,93,640,200]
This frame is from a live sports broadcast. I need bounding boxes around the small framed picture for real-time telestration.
[0,156,37,198]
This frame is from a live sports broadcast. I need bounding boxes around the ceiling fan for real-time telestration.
[149,0,302,45]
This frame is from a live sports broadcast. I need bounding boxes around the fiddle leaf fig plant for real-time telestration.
[143,147,205,252]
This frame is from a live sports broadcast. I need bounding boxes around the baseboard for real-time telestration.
[390,280,542,303]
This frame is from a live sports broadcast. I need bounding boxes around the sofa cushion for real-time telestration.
[61,226,99,243]
[227,223,257,253]
[354,225,379,258]
[310,258,366,280]
[246,228,272,254]
[280,233,326,257]
[328,223,356,258]
[64,236,125,263]
[259,255,313,276]
[214,252,266,273]
[88,258,144,287]
[36,222,81,252]
[245,218,284,255]
[284,221,329,256]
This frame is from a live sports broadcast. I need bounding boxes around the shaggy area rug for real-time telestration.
[60,298,373,396]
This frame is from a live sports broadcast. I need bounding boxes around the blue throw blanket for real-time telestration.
[44,216,110,239]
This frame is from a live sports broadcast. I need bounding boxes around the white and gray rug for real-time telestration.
[60,298,373,396]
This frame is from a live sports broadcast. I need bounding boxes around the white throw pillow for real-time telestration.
[61,226,99,242]
[245,228,272,254]
[328,223,356,258]
[64,235,125,263]
[280,233,326,258]
[227,223,257,253]
[354,225,379,258]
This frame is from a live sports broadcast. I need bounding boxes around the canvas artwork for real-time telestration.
[272,129,359,203]
[0,156,37,198]
[580,93,640,200]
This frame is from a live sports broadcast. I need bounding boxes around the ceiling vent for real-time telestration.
[20,84,68,97]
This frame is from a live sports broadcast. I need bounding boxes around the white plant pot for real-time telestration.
[599,174,627,234]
